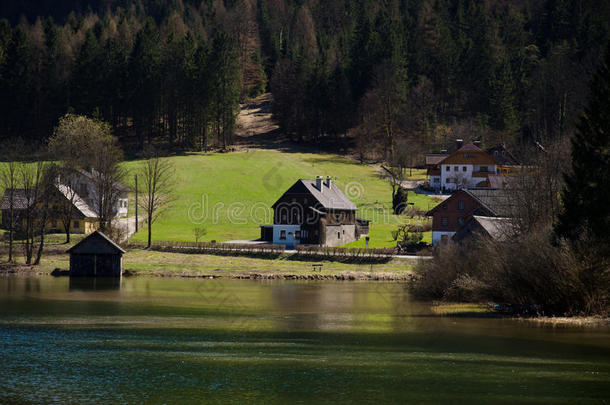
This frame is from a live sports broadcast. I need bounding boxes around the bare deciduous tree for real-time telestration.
[138,155,176,248]
[193,227,207,242]
[0,161,18,262]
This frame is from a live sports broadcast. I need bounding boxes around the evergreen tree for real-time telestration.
[489,58,519,135]
[555,43,610,245]
[129,19,160,149]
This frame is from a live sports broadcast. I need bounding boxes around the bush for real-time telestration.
[412,227,609,316]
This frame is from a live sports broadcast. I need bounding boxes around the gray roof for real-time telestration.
[301,179,357,211]
[55,183,98,218]
[464,189,515,217]
[77,169,130,193]
[0,189,35,210]
[487,174,519,190]
[472,216,515,241]
[273,179,357,211]
[425,154,449,166]
[67,230,126,254]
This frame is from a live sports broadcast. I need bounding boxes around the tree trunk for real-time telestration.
[7,205,14,263]
[147,214,152,249]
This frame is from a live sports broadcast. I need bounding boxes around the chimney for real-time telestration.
[325,176,332,189]
[456,139,463,150]
[473,140,481,148]
[316,176,323,191]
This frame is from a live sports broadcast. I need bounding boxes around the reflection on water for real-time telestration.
[69,277,121,291]
[0,276,609,404]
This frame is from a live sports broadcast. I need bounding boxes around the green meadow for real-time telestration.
[124,150,437,247]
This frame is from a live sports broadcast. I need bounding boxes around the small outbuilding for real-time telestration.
[67,231,126,277]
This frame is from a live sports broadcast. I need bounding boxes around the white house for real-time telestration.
[71,169,130,218]
[428,143,498,191]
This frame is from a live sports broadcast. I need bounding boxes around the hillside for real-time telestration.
[126,148,436,247]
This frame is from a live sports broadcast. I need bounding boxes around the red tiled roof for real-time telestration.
[438,143,497,166]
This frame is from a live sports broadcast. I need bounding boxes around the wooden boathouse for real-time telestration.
[67,231,126,277]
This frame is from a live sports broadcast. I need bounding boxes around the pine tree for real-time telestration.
[129,19,161,149]
[555,43,610,245]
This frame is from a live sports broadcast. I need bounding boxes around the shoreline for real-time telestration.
[1,267,607,326]
[0,264,416,281]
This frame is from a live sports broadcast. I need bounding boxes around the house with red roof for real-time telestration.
[426,142,499,191]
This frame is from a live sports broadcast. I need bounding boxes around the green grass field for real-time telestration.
[124,150,438,247]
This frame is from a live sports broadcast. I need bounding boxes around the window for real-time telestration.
[457,200,465,210]
[454,166,458,171]
[335,214,340,222]
[342,229,345,235]
[73,220,80,229]
[434,177,440,183]
[480,166,488,172]
[458,217,465,226]
[280,230,286,240]
[337,232,341,239]
[295,230,301,240]
[442,204,448,210]
[462,166,467,172]
[446,166,450,172]
[441,216,449,227]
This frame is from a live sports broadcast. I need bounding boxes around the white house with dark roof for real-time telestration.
[260,176,369,247]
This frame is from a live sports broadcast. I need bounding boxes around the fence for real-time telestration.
[127,240,397,262]
[294,245,395,262]
[128,240,286,257]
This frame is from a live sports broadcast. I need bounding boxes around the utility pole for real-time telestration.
[134,174,138,232]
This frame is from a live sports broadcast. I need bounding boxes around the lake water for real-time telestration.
[0,276,609,404]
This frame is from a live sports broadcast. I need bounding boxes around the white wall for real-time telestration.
[272,224,301,247]
[430,175,441,190]
[432,231,456,245]
[440,164,473,191]
[323,224,357,247]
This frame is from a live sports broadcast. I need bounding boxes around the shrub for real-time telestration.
[412,227,609,316]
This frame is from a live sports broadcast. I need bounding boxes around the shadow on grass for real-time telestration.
[286,253,392,265]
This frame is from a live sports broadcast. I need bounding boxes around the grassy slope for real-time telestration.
[124,150,438,247]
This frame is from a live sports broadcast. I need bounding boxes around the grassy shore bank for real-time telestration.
[0,246,417,280]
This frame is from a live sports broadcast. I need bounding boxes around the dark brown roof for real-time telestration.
[486,145,520,166]
[67,231,126,254]
[439,143,497,166]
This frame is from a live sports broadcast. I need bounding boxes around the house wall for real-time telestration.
[432,231,456,245]
[70,253,122,277]
[440,164,497,191]
[46,218,99,234]
[322,224,357,247]
[272,224,301,247]
[76,175,128,218]
[430,175,441,190]
[430,191,485,245]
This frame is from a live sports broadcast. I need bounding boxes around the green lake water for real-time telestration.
[0,276,609,404]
